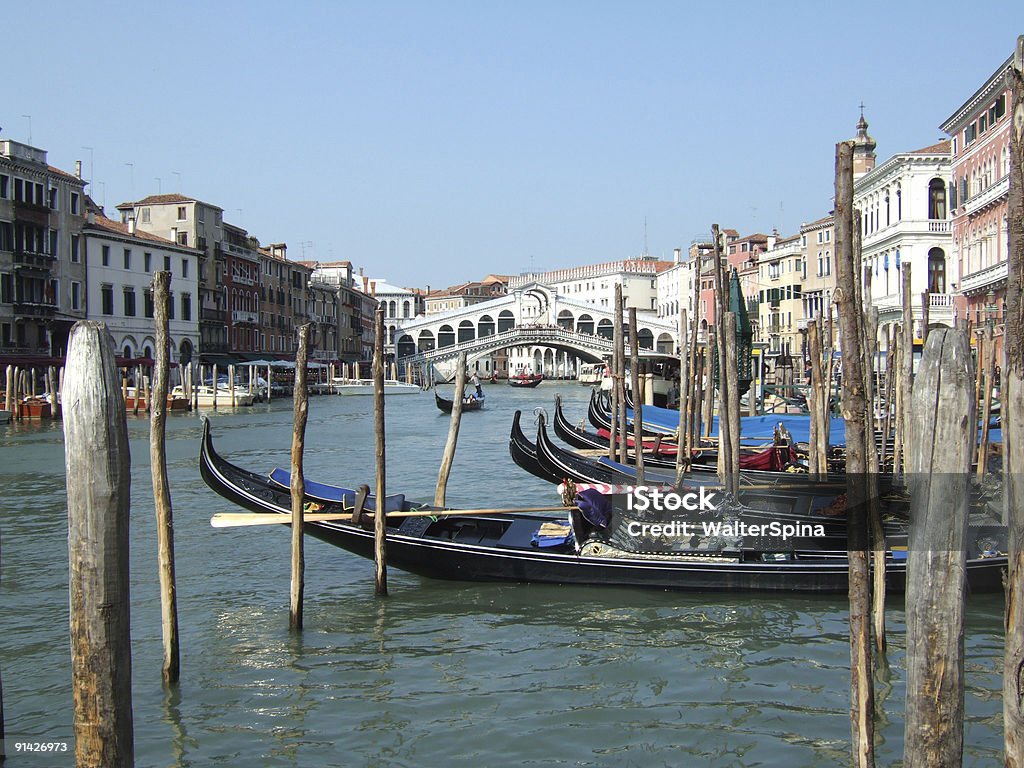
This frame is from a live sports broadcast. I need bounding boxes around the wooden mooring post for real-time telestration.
[835,139,875,768]
[372,307,388,596]
[723,311,740,495]
[615,284,628,464]
[976,328,996,478]
[903,327,974,766]
[435,351,468,508]
[151,272,180,682]
[1,530,5,761]
[290,323,312,628]
[608,284,621,462]
[1002,33,1024,767]
[63,321,134,767]
[628,308,644,483]
[675,309,689,484]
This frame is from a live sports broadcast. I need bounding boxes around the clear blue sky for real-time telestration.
[6,1,1022,288]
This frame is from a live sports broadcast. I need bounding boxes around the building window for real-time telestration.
[176,231,187,247]
[71,281,81,311]
[101,284,114,315]
[144,289,154,318]
[928,248,946,294]
[182,293,192,321]
[123,287,136,317]
[182,258,189,278]
[164,255,172,272]
[177,206,187,221]
[71,193,80,215]
[124,248,132,270]
[71,235,80,263]
[0,174,8,199]
[102,245,110,266]
[144,252,152,272]
[1,273,12,303]
[168,292,175,320]
[928,178,946,220]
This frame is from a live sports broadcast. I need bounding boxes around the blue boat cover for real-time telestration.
[269,468,406,512]
[626,404,847,446]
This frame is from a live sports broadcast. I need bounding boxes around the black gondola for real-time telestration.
[200,418,1007,594]
[435,390,484,413]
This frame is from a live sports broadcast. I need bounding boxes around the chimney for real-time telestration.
[673,248,680,264]
[370,280,376,296]
[75,160,82,179]
[128,215,137,235]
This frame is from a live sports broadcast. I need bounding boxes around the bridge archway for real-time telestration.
[498,310,515,332]
[438,325,455,348]
[478,314,495,337]
[577,314,594,335]
[397,334,416,358]
[657,333,674,353]
[597,319,613,339]
[458,320,475,343]
[556,309,573,330]
[417,330,436,352]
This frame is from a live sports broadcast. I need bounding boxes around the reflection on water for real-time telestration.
[0,384,1008,767]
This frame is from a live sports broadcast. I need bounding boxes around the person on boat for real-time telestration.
[471,372,482,397]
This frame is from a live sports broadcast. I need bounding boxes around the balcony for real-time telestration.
[222,241,261,263]
[232,310,259,325]
[962,175,1009,217]
[13,249,56,272]
[14,300,57,318]
[231,274,256,287]
[959,261,1008,296]
[201,308,227,322]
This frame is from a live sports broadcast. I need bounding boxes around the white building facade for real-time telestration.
[83,215,200,364]
[853,140,955,343]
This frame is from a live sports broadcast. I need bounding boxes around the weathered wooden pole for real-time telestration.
[615,284,628,464]
[675,309,689,484]
[211,364,218,409]
[608,284,621,462]
[372,307,388,596]
[266,363,272,403]
[151,272,180,682]
[977,328,996,478]
[723,311,740,495]
[63,321,134,768]
[1,530,5,760]
[4,365,13,415]
[920,291,931,346]
[904,327,974,766]
[808,319,826,476]
[1003,34,1024,767]
[900,262,914,472]
[629,307,644,483]
[686,271,701,460]
[711,225,732,484]
[228,364,236,407]
[290,323,312,628]
[972,330,985,467]
[835,140,875,768]
[880,328,897,471]
[703,331,715,439]
[435,351,467,507]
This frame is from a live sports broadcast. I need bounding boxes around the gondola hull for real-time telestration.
[435,391,484,413]
[200,419,1007,594]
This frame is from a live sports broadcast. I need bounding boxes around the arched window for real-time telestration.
[928,248,946,294]
[928,178,946,220]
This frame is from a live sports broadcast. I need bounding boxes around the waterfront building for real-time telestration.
[306,273,339,363]
[257,243,311,358]
[117,193,227,355]
[655,249,697,343]
[307,260,365,363]
[799,215,836,356]
[757,233,804,363]
[940,49,1015,361]
[222,222,262,355]
[82,212,200,364]
[0,140,86,364]
[854,137,954,346]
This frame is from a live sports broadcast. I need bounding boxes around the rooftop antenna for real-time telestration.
[300,241,313,259]
[81,146,94,183]
[124,162,134,195]
[21,114,31,144]
[643,217,649,257]
[172,171,181,191]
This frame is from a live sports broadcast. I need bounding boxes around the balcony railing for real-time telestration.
[231,310,259,325]
[13,300,57,317]
[13,250,56,271]
[962,175,1009,217]
[959,261,1008,296]
[201,308,227,322]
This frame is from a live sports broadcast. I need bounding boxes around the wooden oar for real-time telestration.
[211,505,571,528]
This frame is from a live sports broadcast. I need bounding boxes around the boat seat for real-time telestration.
[269,468,405,513]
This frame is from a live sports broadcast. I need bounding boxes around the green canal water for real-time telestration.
[0,384,1007,766]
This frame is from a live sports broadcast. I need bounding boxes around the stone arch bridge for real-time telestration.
[394,282,678,380]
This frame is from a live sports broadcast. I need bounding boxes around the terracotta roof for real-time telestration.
[906,139,951,155]
[800,214,834,230]
[87,215,186,248]
[47,165,86,184]
[116,192,223,211]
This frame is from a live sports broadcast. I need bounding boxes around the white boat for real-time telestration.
[577,362,607,385]
[331,378,421,396]
[171,384,256,407]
